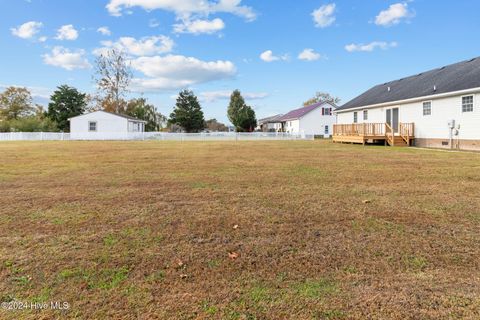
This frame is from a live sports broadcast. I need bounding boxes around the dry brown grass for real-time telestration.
[0,140,479,319]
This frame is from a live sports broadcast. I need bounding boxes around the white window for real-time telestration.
[353,112,358,123]
[363,110,368,121]
[423,101,432,116]
[323,108,332,116]
[324,125,329,134]
[88,121,97,132]
[462,95,473,112]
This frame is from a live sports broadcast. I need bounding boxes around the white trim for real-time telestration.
[335,86,480,113]
[461,94,474,113]
[88,121,97,132]
[280,101,336,121]
[422,100,432,116]
[68,110,147,123]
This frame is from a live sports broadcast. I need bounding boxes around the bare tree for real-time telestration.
[303,91,341,106]
[93,49,132,113]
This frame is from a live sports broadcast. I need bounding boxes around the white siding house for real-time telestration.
[257,114,283,132]
[279,102,337,136]
[69,111,146,140]
[334,57,480,150]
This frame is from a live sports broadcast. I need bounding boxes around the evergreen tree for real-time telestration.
[47,85,87,131]
[227,90,257,132]
[169,90,205,133]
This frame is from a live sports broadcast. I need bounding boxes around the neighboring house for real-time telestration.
[257,114,283,132]
[69,111,146,139]
[278,102,337,136]
[334,57,480,150]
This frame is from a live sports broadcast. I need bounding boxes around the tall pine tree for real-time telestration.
[227,90,257,132]
[47,85,87,132]
[169,90,205,133]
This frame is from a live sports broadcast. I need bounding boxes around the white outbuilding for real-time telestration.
[68,111,146,140]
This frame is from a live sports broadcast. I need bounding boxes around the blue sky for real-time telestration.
[1,0,480,124]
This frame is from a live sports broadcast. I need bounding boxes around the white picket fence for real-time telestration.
[0,132,314,142]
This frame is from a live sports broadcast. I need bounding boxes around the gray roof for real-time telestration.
[102,111,147,122]
[337,57,480,111]
[258,114,283,124]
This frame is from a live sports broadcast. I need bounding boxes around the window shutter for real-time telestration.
[322,108,325,115]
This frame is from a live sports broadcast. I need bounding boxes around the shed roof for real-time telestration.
[69,110,147,123]
[337,56,480,111]
[258,114,284,124]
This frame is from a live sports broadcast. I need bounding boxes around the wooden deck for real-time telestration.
[333,123,415,146]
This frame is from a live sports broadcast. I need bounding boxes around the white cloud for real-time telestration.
[93,35,174,56]
[345,41,398,52]
[11,21,43,39]
[43,46,91,70]
[260,50,288,63]
[173,18,225,34]
[97,26,112,36]
[199,91,268,102]
[38,36,48,42]
[149,19,160,28]
[129,54,236,92]
[298,48,322,61]
[106,0,256,21]
[375,2,414,26]
[55,24,79,40]
[312,3,336,28]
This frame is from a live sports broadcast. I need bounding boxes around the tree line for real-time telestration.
[0,49,258,133]
[0,47,338,133]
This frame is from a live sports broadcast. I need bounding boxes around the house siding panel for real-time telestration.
[336,92,480,149]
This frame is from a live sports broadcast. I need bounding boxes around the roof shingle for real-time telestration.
[337,57,480,111]
[278,102,327,121]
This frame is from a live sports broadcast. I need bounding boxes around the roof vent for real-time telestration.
[468,58,476,62]
[416,73,423,77]
[387,86,391,92]
[434,85,437,91]
[440,66,446,70]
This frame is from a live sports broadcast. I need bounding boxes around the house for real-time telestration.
[334,57,480,150]
[257,114,283,132]
[278,101,337,136]
[69,111,146,139]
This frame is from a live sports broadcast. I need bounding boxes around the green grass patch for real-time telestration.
[294,279,338,299]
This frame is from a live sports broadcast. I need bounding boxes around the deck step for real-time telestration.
[387,136,409,146]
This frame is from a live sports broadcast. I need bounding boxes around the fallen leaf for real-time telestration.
[233,224,239,230]
[363,200,371,204]
[175,260,185,269]
[228,252,239,260]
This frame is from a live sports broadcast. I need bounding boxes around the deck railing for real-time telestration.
[333,123,386,137]
[399,123,415,145]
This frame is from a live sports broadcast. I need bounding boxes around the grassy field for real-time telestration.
[0,140,479,319]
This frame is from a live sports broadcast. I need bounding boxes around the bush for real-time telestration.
[0,116,58,132]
